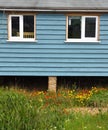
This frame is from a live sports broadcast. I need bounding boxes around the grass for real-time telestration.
[0,87,108,130]
[64,113,108,130]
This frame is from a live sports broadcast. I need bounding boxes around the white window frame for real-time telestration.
[8,15,35,41]
[67,16,98,42]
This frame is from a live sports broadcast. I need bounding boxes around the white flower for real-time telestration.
[97,126,102,129]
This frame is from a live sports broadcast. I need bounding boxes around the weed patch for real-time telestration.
[0,87,108,130]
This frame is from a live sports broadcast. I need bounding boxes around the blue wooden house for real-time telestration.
[0,0,108,91]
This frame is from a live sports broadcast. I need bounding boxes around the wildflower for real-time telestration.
[54,126,57,129]
[29,105,33,109]
[91,87,98,93]
[97,125,102,129]
[65,118,70,123]
[38,98,43,103]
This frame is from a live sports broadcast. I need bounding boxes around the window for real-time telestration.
[67,16,98,42]
[9,15,35,41]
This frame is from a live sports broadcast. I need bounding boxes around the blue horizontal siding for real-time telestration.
[37,35,65,40]
[37,30,65,35]
[100,26,108,31]
[1,48,108,53]
[0,67,108,72]
[2,44,108,49]
[37,26,65,30]
[0,58,108,63]
[100,15,108,43]
[36,14,65,20]
[37,21,65,25]
[1,72,108,76]
[1,53,108,59]
[37,40,65,44]
[36,14,66,44]
[0,63,108,68]
[0,12,7,44]
[100,36,108,40]
[0,13,108,76]
[100,31,108,35]
[100,21,108,25]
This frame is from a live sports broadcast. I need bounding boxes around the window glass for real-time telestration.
[23,15,34,38]
[85,17,96,37]
[68,16,81,39]
[12,17,20,37]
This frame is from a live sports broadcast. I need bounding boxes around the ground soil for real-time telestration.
[67,107,108,115]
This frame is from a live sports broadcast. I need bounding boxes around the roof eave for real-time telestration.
[1,8,108,12]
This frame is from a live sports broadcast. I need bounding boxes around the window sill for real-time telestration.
[65,40,101,43]
[7,40,37,43]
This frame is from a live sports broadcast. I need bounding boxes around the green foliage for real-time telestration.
[0,87,108,130]
[64,113,108,130]
[88,88,108,107]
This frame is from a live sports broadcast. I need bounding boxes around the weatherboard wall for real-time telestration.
[0,13,108,76]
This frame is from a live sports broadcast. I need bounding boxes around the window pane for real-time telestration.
[12,17,20,37]
[85,18,96,37]
[23,16,34,38]
[68,16,81,39]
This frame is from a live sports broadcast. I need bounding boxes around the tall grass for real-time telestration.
[0,87,108,130]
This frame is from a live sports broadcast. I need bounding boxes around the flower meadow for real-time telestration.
[0,87,108,130]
